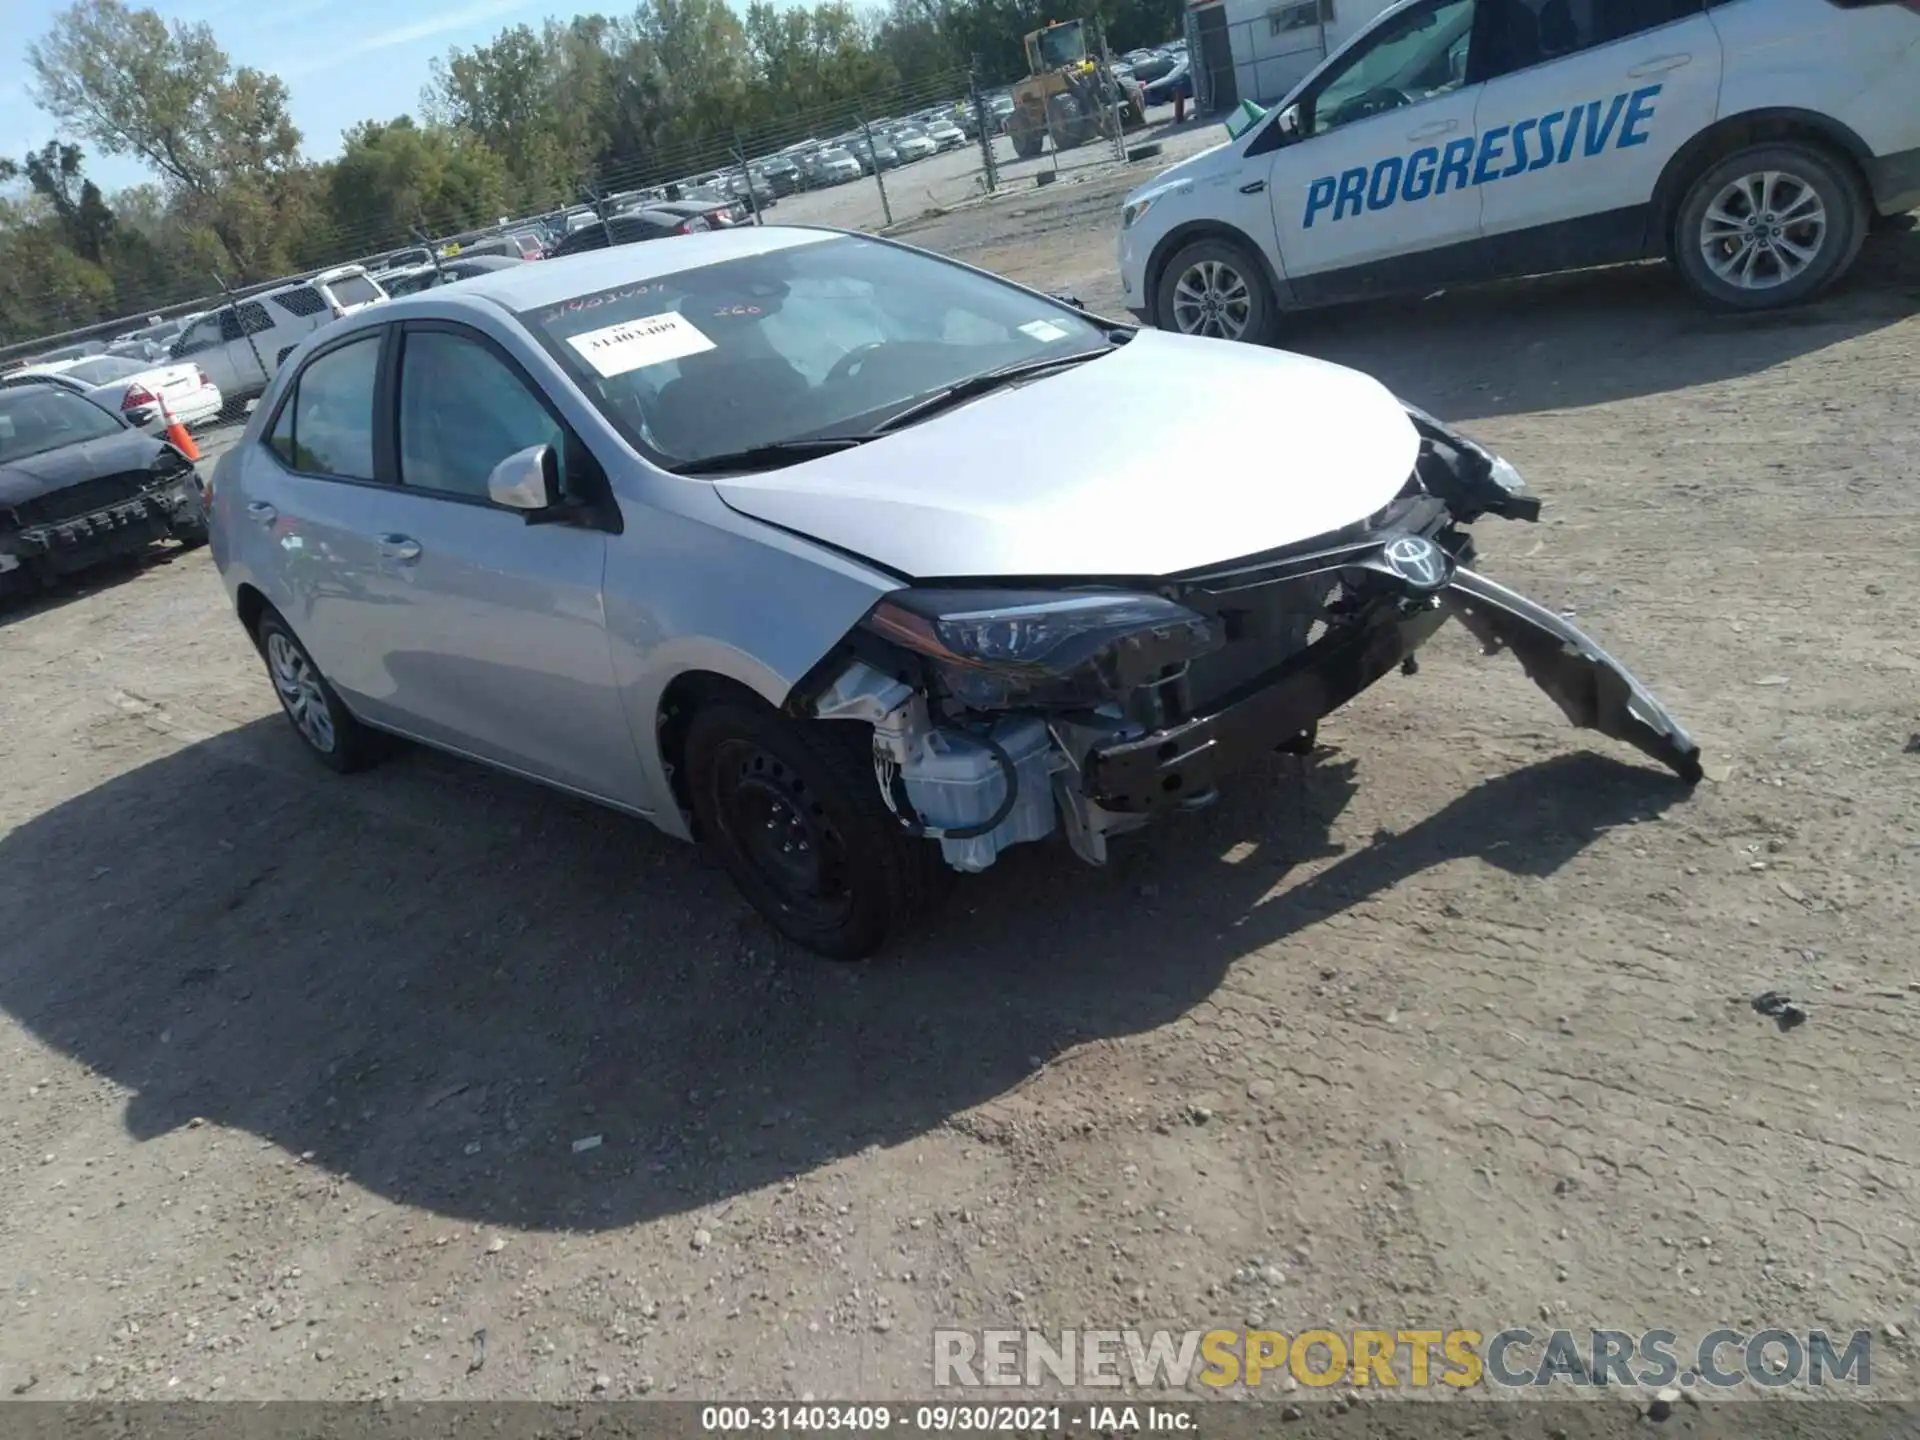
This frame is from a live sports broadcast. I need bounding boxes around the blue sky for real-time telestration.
[0,0,595,192]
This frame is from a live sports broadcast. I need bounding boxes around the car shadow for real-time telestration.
[0,699,1689,1231]
[0,540,205,631]
[1273,223,1920,421]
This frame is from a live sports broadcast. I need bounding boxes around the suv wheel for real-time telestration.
[1672,142,1867,310]
[255,611,385,774]
[685,702,948,961]
[1156,237,1278,344]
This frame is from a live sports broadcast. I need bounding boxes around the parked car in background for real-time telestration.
[887,126,938,162]
[169,265,388,410]
[926,117,967,150]
[547,210,712,257]
[0,383,208,592]
[377,255,528,297]
[106,315,199,363]
[507,230,547,260]
[19,341,108,367]
[0,354,223,433]
[803,147,864,186]
[1141,56,1193,106]
[760,156,802,195]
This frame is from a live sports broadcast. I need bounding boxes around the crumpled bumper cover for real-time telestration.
[1081,559,1701,814]
[0,476,203,582]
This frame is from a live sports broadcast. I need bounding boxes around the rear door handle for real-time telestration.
[1627,53,1691,76]
[1406,118,1458,141]
[377,534,422,563]
[246,501,277,526]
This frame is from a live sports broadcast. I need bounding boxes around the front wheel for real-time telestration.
[1155,236,1280,344]
[1671,142,1868,310]
[685,702,948,961]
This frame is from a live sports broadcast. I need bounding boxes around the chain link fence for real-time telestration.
[0,51,1207,366]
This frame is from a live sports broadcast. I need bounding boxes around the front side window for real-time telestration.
[1307,0,1478,135]
[177,316,222,354]
[525,234,1109,468]
[273,287,327,318]
[398,330,563,500]
[271,336,381,479]
[238,302,274,335]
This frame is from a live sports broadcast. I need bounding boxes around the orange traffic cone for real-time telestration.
[161,395,201,462]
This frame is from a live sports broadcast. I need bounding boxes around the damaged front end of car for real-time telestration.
[793,406,1703,874]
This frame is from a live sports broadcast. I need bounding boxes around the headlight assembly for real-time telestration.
[1121,195,1156,229]
[864,589,1221,709]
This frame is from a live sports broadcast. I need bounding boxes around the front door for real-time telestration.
[354,321,641,807]
[1470,0,1723,268]
[1263,0,1489,304]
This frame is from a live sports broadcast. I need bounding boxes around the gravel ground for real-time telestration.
[1,155,1918,1415]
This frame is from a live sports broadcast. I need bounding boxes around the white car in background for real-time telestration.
[889,126,939,162]
[0,353,223,433]
[169,266,388,409]
[926,118,968,150]
[1119,0,1920,332]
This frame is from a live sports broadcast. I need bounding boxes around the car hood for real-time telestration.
[1124,138,1240,209]
[0,427,170,507]
[714,328,1418,579]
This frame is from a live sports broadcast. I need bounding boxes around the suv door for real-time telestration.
[1469,0,1724,267]
[1253,0,1489,303]
[171,313,237,392]
[346,321,639,804]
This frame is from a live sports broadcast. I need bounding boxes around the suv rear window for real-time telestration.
[326,275,383,308]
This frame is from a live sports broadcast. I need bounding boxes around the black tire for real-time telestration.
[170,483,211,549]
[1155,235,1280,344]
[685,701,947,961]
[1671,142,1868,311]
[254,610,386,774]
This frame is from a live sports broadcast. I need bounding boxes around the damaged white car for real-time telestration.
[208,226,1701,959]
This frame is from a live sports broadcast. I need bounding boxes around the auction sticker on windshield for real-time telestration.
[567,312,716,377]
[1020,319,1071,343]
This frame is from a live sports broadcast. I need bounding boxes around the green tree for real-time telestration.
[323,117,511,255]
[26,0,308,276]
[0,141,116,264]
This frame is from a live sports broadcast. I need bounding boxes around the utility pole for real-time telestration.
[859,117,894,227]
[731,129,763,225]
[212,269,270,394]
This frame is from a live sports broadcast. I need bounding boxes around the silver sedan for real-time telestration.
[208,226,1700,959]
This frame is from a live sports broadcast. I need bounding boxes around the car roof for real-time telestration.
[379,225,841,314]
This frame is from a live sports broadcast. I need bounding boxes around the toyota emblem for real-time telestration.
[1382,535,1446,590]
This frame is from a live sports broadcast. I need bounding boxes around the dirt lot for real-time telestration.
[2,163,1918,1414]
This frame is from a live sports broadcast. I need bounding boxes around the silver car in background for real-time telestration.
[208,227,1699,960]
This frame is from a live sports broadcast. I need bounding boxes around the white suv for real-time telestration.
[1119,0,1920,336]
[169,266,388,410]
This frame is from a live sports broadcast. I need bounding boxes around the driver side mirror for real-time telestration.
[487,443,561,513]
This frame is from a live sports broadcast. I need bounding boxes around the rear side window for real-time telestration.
[325,274,383,308]
[273,287,327,318]
[1479,0,1703,76]
[269,336,382,480]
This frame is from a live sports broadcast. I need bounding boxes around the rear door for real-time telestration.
[1470,0,1724,268]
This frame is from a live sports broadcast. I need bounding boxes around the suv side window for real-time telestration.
[397,329,564,501]
[1304,0,1479,136]
[272,286,327,318]
[175,315,223,355]
[1474,0,1703,78]
[270,336,382,480]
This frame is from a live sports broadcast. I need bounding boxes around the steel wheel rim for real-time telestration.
[266,632,336,754]
[1699,169,1828,291]
[712,739,853,927]
[1171,258,1253,339]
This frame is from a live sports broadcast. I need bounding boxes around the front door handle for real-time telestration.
[1406,118,1458,141]
[1627,53,1691,77]
[246,501,277,526]
[377,534,422,564]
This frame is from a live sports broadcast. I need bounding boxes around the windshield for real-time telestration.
[0,386,122,463]
[525,233,1110,469]
[64,356,148,385]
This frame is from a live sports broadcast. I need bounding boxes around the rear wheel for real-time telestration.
[685,702,947,961]
[255,611,386,774]
[1672,142,1867,310]
[1155,236,1279,344]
